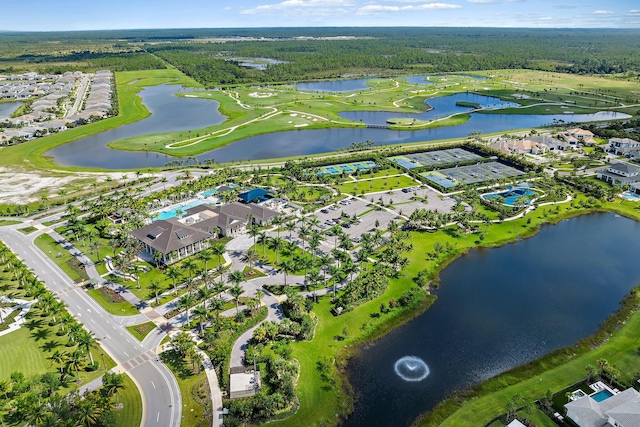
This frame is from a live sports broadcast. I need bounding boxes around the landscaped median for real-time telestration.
[34,233,89,282]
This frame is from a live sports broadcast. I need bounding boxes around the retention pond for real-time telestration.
[343,213,640,427]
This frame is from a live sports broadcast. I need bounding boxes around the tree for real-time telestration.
[193,304,209,334]
[165,265,182,295]
[102,372,125,403]
[243,249,259,269]
[211,242,226,270]
[229,284,244,314]
[196,248,213,274]
[77,330,98,365]
[279,259,296,287]
[149,280,162,306]
[210,297,225,318]
[179,293,195,326]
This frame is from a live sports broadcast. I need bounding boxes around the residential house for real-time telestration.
[563,128,597,146]
[565,387,640,427]
[596,162,640,188]
[608,137,640,156]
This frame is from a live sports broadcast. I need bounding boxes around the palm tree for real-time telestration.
[165,265,182,295]
[285,220,297,240]
[76,397,103,427]
[269,236,284,264]
[179,293,195,326]
[211,242,226,270]
[193,305,209,334]
[243,249,259,269]
[183,258,198,280]
[229,284,244,314]
[196,248,213,274]
[50,349,68,376]
[279,259,296,287]
[66,349,84,377]
[77,330,98,365]
[210,297,225,318]
[272,216,284,240]
[257,232,268,258]
[149,280,162,305]
[248,224,261,249]
[102,372,125,404]
[307,269,323,302]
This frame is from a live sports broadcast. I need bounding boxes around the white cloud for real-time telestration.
[357,2,461,14]
[593,10,614,15]
[628,10,640,16]
[241,0,354,15]
[467,0,495,3]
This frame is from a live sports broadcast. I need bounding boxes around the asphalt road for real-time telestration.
[0,224,181,427]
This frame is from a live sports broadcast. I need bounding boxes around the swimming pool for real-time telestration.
[620,191,640,201]
[591,389,613,402]
[200,189,217,197]
[154,200,208,220]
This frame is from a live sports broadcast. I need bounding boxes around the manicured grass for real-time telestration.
[113,374,143,427]
[338,174,418,194]
[0,314,117,390]
[0,220,20,226]
[161,349,211,427]
[351,167,403,180]
[125,321,157,342]
[243,266,268,279]
[34,233,88,282]
[87,288,139,316]
[251,243,311,277]
[17,226,37,234]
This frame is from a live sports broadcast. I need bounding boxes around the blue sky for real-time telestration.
[2,0,640,31]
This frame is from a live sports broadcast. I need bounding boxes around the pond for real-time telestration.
[46,86,629,169]
[0,101,23,117]
[342,213,640,427]
[339,93,520,124]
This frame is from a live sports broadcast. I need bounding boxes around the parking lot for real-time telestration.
[314,187,460,242]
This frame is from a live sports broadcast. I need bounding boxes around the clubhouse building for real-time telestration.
[130,202,279,265]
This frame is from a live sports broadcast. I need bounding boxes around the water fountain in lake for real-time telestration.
[394,356,430,382]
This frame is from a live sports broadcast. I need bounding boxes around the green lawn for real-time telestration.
[113,374,143,427]
[161,350,211,427]
[34,233,88,282]
[17,226,37,234]
[0,220,20,226]
[126,321,158,342]
[87,288,139,316]
[0,310,117,392]
[250,243,312,277]
[338,175,418,195]
[351,167,403,180]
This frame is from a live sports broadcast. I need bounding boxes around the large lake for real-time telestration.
[47,83,629,169]
[48,84,226,168]
[342,213,640,427]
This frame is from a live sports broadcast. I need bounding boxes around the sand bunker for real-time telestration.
[249,92,275,98]
[294,123,309,128]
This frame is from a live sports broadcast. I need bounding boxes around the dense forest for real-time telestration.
[1,28,640,81]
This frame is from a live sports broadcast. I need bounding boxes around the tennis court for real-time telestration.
[318,161,378,175]
[436,161,525,185]
[390,148,483,169]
